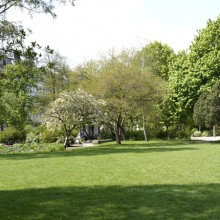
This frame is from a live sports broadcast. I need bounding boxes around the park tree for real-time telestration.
[74,59,102,83]
[0,0,76,64]
[166,51,195,124]
[0,20,55,130]
[0,60,41,129]
[193,81,220,136]
[193,92,208,131]
[40,50,72,103]
[167,15,220,129]
[45,89,105,149]
[138,41,175,80]
[0,0,76,131]
[0,20,43,64]
[85,49,165,144]
[188,16,220,93]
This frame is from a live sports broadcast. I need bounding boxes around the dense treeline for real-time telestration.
[1,2,220,147]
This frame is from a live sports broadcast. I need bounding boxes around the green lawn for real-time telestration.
[0,140,220,219]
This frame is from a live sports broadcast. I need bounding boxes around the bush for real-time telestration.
[176,126,192,139]
[0,127,26,144]
[0,143,64,154]
[193,131,202,137]
[201,130,210,137]
[41,129,65,143]
[156,129,168,139]
[24,124,48,144]
[25,132,40,144]
[99,130,114,139]
[128,130,145,140]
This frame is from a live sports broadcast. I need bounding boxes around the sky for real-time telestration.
[6,0,220,68]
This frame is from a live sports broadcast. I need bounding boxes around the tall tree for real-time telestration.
[0,0,76,63]
[0,61,40,129]
[40,50,72,103]
[193,92,208,131]
[0,20,42,64]
[167,16,220,126]
[193,81,220,136]
[85,49,164,144]
[138,41,175,80]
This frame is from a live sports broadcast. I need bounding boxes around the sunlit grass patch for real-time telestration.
[0,140,219,219]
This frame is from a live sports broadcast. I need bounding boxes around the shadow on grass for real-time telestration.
[0,184,219,219]
[0,144,199,160]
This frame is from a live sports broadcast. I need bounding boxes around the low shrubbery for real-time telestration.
[193,130,202,137]
[127,130,145,140]
[0,124,65,154]
[0,143,64,154]
[41,129,65,143]
[201,130,211,137]
[0,127,26,144]
[99,130,114,140]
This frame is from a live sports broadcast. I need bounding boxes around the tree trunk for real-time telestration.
[115,122,121,144]
[63,136,69,150]
[0,124,4,131]
[213,125,216,137]
[63,129,71,150]
[142,105,148,141]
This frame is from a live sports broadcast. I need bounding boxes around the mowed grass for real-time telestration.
[0,140,220,219]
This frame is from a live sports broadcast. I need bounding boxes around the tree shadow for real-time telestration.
[0,184,219,219]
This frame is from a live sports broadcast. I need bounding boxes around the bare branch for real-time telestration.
[0,0,75,17]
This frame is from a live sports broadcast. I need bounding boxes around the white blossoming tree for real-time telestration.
[45,89,105,149]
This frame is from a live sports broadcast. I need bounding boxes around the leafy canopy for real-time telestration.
[193,81,220,129]
[167,15,220,124]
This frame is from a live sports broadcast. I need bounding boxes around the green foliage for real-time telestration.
[193,131,202,137]
[159,124,192,140]
[127,130,145,140]
[193,92,208,128]
[155,129,168,139]
[25,132,40,144]
[174,126,192,139]
[99,130,114,139]
[193,80,220,129]
[0,127,25,144]
[39,51,72,105]
[0,20,44,62]
[0,143,64,154]
[201,130,211,137]
[140,41,175,79]
[84,49,165,144]
[41,129,65,143]
[167,51,195,123]
[167,16,220,125]
[0,61,41,129]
